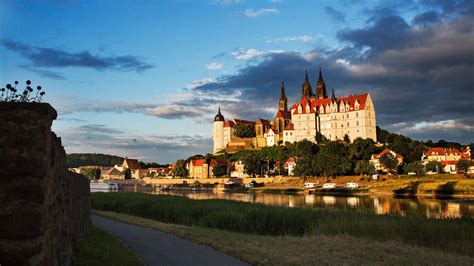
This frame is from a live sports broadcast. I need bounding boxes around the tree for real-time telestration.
[408,143,426,163]
[343,134,351,144]
[242,153,261,177]
[80,168,101,180]
[174,159,188,177]
[295,139,319,156]
[233,124,256,138]
[390,135,410,159]
[293,155,313,178]
[123,168,132,179]
[355,161,376,176]
[403,161,426,175]
[213,165,227,177]
[456,159,471,174]
[313,152,351,177]
[349,138,377,161]
[426,161,442,173]
[379,153,399,174]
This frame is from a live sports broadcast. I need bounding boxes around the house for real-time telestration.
[120,158,146,179]
[188,159,229,178]
[284,157,297,176]
[265,128,277,147]
[370,149,403,172]
[230,160,249,178]
[422,147,471,172]
[101,167,125,180]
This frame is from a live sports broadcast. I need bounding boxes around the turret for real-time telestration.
[213,107,225,153]
[302,70,313,99]
[279,81,288,111]
[316,68,327,99]
[331,89,337,102]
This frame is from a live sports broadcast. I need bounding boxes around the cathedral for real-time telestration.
[213,69,377,153]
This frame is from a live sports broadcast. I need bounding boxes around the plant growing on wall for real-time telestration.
[1,80,46,102]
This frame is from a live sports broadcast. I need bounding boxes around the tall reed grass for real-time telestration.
[91,192,474,256]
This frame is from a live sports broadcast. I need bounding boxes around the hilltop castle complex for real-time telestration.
[213,69,377,153]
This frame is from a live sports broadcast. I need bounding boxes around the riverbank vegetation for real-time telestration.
[74,227,142,266]
[93,210,474,265]
[91,193,474,257]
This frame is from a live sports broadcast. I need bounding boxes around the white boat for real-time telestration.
[304,182,317,189]
[345,182,359,189]
[322,183,336,189]
[90,182,119,191]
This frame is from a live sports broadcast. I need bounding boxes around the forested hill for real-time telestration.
[67,153,123,168]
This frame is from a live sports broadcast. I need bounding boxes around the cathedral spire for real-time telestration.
[279,81,288,111]
[317,67,327,99]
[331,88,337,102]
[302,70,313,99]
[214,106,224,122]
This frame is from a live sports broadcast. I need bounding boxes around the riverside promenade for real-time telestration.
[92,215,247,266]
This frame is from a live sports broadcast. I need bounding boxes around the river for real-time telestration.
[100,186,474,218]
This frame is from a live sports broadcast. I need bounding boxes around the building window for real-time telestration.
[356,121,359,126]
[347,122,349,127]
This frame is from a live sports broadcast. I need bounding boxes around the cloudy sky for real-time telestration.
[1,0,473,163]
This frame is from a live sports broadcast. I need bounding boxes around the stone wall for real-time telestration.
[0,102,91,265]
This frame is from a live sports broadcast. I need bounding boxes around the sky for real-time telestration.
[1,0,473,163]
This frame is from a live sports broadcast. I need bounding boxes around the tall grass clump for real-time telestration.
[91,192,474,256]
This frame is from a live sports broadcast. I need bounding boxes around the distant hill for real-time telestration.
[67,153,124,168]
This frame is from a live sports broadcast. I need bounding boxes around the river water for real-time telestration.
[106,186,474,219]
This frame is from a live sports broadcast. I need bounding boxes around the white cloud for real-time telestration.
[336,59,388,77]
[244,8,279,17]
[186,77,217,89]
[231,48,285,61]
[266,35,318,43]
[205,62,223,70]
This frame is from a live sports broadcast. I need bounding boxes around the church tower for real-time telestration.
[316,68,328,99]
[213,107,225,153]
[279,81,288,111]
[302,70,313,99]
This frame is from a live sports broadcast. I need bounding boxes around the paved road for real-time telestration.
[92,215,247,266]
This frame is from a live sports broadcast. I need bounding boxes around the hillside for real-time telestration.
[67,153,124,168]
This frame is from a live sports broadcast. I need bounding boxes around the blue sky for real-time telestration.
[1,0,473,163]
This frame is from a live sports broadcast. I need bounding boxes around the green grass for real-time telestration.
[91,192,474,257]
[74,227,142,266]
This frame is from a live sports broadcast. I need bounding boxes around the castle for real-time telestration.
[213,69,377,153]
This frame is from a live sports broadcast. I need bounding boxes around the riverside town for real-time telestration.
[1,1,474,265]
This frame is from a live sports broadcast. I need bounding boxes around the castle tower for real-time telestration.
[316,68,327,99]
[302,70,313,99]
[213,107,225,153]
[279,81,288,111]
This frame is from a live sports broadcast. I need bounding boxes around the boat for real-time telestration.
[90,181,119,191]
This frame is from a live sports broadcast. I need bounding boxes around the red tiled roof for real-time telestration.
[276,110,291,119]
[257,118,271,125]
[265,128,276,134]
[234,119,256,126]
[123,159,141,169]
[210,159,229,167]
[371,149,403,159]
[284,123,294,130]
[191,159,205,166]
[292,96,315,114]
[425,147,469,158]
[224,121,235,128]
[441,160,457,166]
[292,93,369,114]
[284,157,296,167]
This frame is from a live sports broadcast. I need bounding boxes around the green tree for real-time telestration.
[354,160,376,176]
[390,135,410,159]
[426,161,442,173]
[403,161,426,175]
[313,152,351,177]
[293,155,313,178]
[349,138,377,161]
[295,139,319,156]
[123,168,132,179]
[174,159,188,177]
[456,159,471,174]
[379,153,399,174]
[408,143,426,163]
[233,124,256,138]
[80,168,101,180]
[343,134,351,144]
[242,153,261,177]
[213,165,227,177]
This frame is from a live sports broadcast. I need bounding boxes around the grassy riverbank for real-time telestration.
[94,210,474,265]
[250,174,474,196]
[74,227,142,266]
[91,192,474,257]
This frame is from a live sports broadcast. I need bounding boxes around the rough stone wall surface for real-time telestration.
[0,102,91,266]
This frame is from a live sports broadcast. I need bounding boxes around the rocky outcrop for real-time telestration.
[0,102,91,265]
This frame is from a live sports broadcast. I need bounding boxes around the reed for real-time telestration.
[91,192,474,256]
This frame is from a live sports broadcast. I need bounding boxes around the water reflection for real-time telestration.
[145,189,474,218]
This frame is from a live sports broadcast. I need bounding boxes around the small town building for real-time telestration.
[284,157,297,176]
[422,147,471,172]
[101,168,125,180]
[188,159,229,179]
[370,149,403,172]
